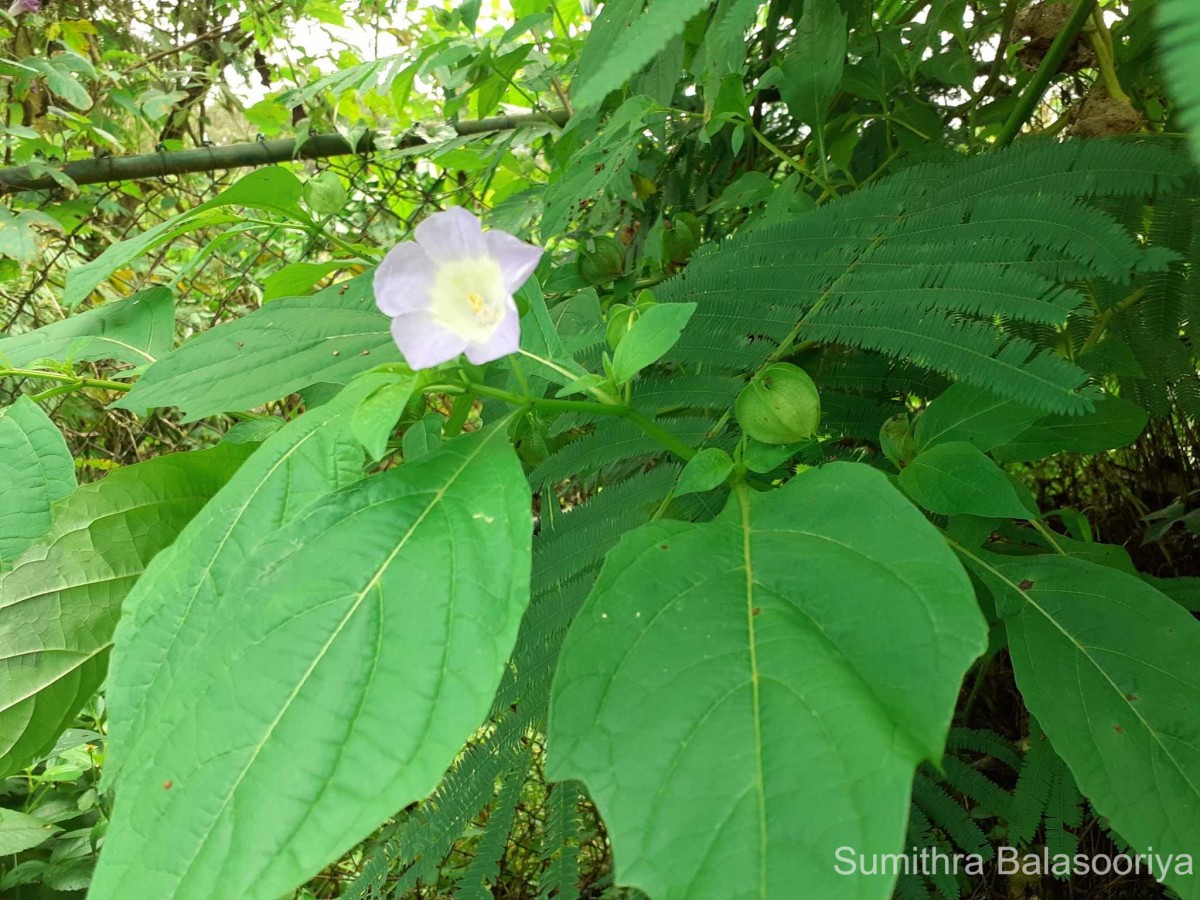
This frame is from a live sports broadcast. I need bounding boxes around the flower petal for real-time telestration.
[414,207,487,264]
[485,230,543,293]
[464,303,521,365]
[374,241,436,316]
[389,312,467,370]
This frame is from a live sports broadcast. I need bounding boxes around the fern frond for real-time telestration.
[945,728,1021,771]
[455,745,533,900]
[349,714,528,897]
[538,781,584,900]
[912,771,992,859]
[530,415,714,486]
[1008,724,1057,846]
[1043,755,1083,863]
[661,141,1186,412]
[1160,0,1200,160]
[802,304,1094,413]
[633,374,745,414]
[533,466,677,593]
[941,756,1012,821]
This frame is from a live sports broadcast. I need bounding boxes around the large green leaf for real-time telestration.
[0,397,75,569]
[990,395,1148,462]
[1160,0,1200,162]
[0,444,250,777]
[102,385,379,786]
[64,168,309,307]
[115,273,400,421]
[0,287,174,367]
[914,383,1041,452]
[93,424,531,900]
[0,286,175,367]
[549,464,986,900]
[966,553,1200,900]
[899,441,1034,519]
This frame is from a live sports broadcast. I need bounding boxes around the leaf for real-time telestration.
[101,387,379,791]
[778,0,847,131]
[0,287,175,367]
[900,442,1035,519]
[549,464,986,900]
[262,262,351,302]
[675,447,733,495]
[611,303,696,382]
[695,0,763,100]
[1160,0,1200,162]
[0,444,250,778]
[967,553,1200,900]
[64,168,309,307]
[741,438,807,473]
[914,384,1042,452]
[0,208,64,266]
[0,397,75,570]
[543,96,652,236]
[115,273,400,421]
[990,395,1149,462]
[572,0,714,111]
[402,414,443,461]
[303,171,348,217]
[24,56,91,109]
[352,375,416,461]
[92,425,531,900]
[0,808,59,855]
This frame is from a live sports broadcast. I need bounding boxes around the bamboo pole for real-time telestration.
[0,109,569,194]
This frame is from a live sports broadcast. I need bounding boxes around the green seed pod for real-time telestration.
[735,363,821,445]
[879,413,917,468]
[577,236,625,285]
[662,212,702,264]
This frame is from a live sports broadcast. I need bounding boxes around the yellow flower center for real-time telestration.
[430,258,507,343]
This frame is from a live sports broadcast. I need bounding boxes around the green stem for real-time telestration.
[1030,518,1066,555]
[1085,10,1132,105]
[462,382,627,417]
[444,381,697,462]
[745,123,835,196]
[0,368,132,393]
[625,409,697,462]
[995,0,1097,147]
[1079,287,1145,354]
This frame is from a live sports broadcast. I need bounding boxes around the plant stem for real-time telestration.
[995,0,1097,147]
[624,410,697,462]
[1085,9,1133,105]
[451,381,697,462]
[1079,287,1145,354]
[0,368,132,393]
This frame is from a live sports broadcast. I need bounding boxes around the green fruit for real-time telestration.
[735,363,821,445]
[662,212,701,264]
[879,413,917,468]
[577,236,625,285]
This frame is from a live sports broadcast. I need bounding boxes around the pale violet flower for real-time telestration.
[373,208,542,370]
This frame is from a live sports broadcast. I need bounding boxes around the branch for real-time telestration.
[0,110,569,194]
[995,0,1096,147]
